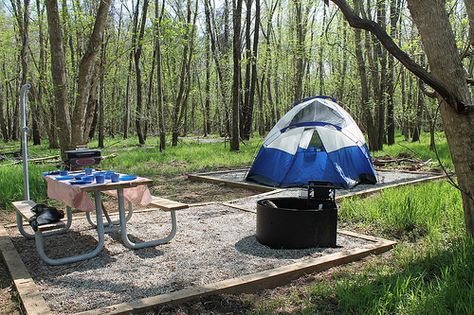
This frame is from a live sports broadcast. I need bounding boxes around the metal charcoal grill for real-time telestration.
[64,149,102,171]
[256,181,338,249]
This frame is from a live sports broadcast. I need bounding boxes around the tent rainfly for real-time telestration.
[246,96,377,189]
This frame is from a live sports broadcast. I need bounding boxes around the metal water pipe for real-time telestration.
[20,83,32,200]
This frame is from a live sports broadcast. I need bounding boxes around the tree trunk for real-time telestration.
[124,0,140,139]
[98,71,105,148]
[134,0,149,145]
[353,0,376,150]
[204,0,230,136]
[293,0,305,102]
[465,0,474,48]
[20,0,40,145]
[45,0,72,154]
[36,0,59,149]
[337,21,348,101]
[412,54,426,142]
[172,0,196,146]
[71,0,112,146]
[241,0,260,140]
[0,84,7,141]
[318,4,326,95]
[83,60,101,139]
[247,0,260,138]
[386,0,400,145]
[241,0,253,139]
[374,0,387,148]
[204,30,211,136]
[407,0,474,235]
[231,0,243,151]
[145,36,156,142]
[155,0,166,151]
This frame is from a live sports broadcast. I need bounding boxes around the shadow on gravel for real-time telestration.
[235,235,325,259]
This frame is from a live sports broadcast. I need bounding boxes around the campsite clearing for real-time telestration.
[0,168,446,314]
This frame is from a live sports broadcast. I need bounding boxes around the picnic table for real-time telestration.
[13,172,178,265]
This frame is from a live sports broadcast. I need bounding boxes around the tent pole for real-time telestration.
[20,83,32,201]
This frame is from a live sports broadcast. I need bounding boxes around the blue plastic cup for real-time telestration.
[105,171,115,180]
[59,170,68,176]
[85,168,94,175]
[95,174,105,184]
[111,173,120,183]
[82,175,94,183]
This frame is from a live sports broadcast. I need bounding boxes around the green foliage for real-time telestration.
[339,182,464,241]
[252,182,472,315]
[0,164,48,210]
[303,235,474,315]
[372,132,453,170]
[100,137,261,176]
[0,135,262,210]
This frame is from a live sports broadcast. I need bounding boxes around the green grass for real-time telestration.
[100,137,262,176]
[372,132,453,170]
[302,235,473,315]
[339,182,464,241]
[251,181,473,315]
[0,135,263,209]
[238,131,470,315]
[0,164,49,209]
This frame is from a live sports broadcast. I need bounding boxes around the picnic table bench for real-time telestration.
[13,200,66,232]
[150,196,188,211]
[12,174,188,265]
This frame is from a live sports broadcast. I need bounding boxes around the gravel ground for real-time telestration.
[7,204,371,314]
[219,170,436,211]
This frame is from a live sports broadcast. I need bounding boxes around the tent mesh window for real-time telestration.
[308,129,325,150]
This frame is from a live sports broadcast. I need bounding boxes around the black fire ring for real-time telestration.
[256,197,338,249]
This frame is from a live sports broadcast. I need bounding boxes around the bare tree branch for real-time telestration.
[327,0,473,114]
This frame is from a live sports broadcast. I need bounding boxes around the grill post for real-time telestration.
[20,83,32,201]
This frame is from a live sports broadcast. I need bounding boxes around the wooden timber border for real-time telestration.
[75,231,395,315]
[0,226,52,315]
[0,170,447,315]
[187,168,446,193]
[221,173,447,213]
[187,169,275,192]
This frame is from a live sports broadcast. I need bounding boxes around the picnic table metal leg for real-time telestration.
[17,206,73,239]
[34,194,105,265]
[86,201,133,228]
[117,188,177,249]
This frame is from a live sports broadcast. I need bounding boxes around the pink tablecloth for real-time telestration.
[45,176,152,212]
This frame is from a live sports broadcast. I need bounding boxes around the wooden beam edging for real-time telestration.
[225,189,286,204]
[0,226,52,315]
[375,168,443,175]
[219,175,447,215]
[190,168,250,176]
[335,174,447,202]
[221,202,256,214]
[75,237,396,315]
[187,174,275,192]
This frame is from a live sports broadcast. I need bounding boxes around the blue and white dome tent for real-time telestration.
[246,96,377,189]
